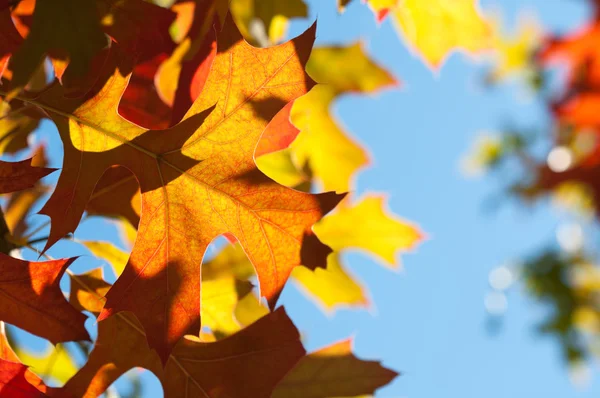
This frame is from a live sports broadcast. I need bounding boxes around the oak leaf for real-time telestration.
[64,269,304,398]
[0,326,65,397]
[0,6,23,78]
[3,146,49,242]
[0,99,40,155]
[288,43,397,192]
[292,254,368,311]
[0,157,54,194]
[0,359,49,398]
[0,253,89,345]
[391,0,492,68]
[230,0,307,46]
[272,339,398,398]
[8,0,107,88]
[541,18,600,88]
[25,16,341,362]
[314,195,422,267]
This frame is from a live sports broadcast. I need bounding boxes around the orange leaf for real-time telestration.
[0,254,89,345]
[0,158,54,194]
[0,359,49,397]
[63,271,304,398]
[0,6,23,78]
[273,338,398,397]
[30,16,342,362]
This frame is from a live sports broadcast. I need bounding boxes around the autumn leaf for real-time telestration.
[230,0,308,46]
[315,195,422,267]
[3,146,49,242]
[64,269,304,398]
[391,0,493,68]
[201,277,253,336]
[8,0,107,88]
[292,254,368,311]
[0,6,23,79]
[82,240,129,276]
[0,325,63,397]
[272,339,398,398]
[488,13,541,82]
[0,99,41,155]
[0,158,55,194]
[17,16,342,362]
[541,18,600,88]
[287,43,397,192]
[85,166,141,229]
[96,0,176,59]
[0,253,89,345]
[0,359,49,398]
[10,344,79,386]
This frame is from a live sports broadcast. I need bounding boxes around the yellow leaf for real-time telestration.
[255,148,309,188]
[314,195,423,268]
[291,44,396,192]
[230,0,307,45]
[489,13,541,82]
[367,0,397,21]
[82,240,129,276]
[391,0,493,68]
[12,343,78,385]
[292,254,368,312]
[201,277,253,335]
[234,292,270,329]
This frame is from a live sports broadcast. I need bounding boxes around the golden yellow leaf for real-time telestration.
[290,43,396,192]
[82,240,129,276]
[314,195,423,268]
[230,0,307,46]
[11,343,78,385]
[292,254,368,312]
[489,13,541,82]
[391,0,493,68]
[201,277,253,335]
[255,148,309,189]
[234,292,270,329]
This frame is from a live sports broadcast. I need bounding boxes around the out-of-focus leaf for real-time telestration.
[9,0,107,88]
[11,344,78,385]
[391,0,492,68]
[256,148,309,188]
[272,339,398,398]
[292,254,368,311]
[201,277,253,335]
[291,43,397,192]
[488,13,541,82]
[230,0,307,45]
[82,241,129,277]
[0,100,40,155]
[315,195,423,268]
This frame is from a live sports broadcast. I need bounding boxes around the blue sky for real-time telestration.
[8,0,600,397]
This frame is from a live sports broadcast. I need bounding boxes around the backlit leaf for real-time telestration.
[0,158,55,194]
[0,254,89,345]
[272,339,398,398]
[28,17,341,362]
[289,43,397,192]
[391,0,492,68]
[314,195,422,267]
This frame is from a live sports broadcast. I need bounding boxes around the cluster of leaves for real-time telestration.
[467,0,600,370]
[0,0,495,396]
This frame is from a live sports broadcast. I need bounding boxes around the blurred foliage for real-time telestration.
[470,0,600,375]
